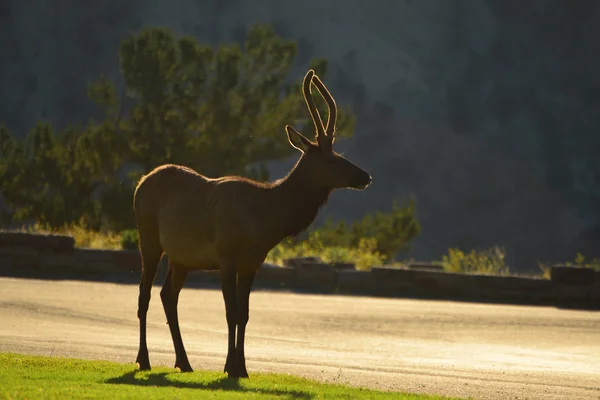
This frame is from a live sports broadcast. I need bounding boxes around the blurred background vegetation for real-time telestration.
[4,24,593,276]
[0,24,421,266]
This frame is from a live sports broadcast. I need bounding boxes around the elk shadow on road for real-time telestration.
[105,370,313,399]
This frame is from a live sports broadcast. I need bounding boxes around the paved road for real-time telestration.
[0,276,598,400]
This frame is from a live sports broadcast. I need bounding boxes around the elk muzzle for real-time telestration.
[349,168,372,190]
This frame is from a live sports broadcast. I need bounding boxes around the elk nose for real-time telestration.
[355,174,372,190]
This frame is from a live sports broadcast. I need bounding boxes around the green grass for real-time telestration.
[0,353,463,400]
[19,222,123,250]
[266,234,386,271]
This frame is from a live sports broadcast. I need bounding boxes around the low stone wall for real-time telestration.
[0,233,140,273]
[0,232,598,309]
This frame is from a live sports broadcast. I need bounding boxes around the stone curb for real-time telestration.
[0,238,598,309]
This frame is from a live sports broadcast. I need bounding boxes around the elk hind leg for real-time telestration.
[136,225,162,370]
[161,261,192,372]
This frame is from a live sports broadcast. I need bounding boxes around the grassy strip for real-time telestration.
[0,353,464,400]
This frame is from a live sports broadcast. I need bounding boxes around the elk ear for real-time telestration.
[285,125,312,152]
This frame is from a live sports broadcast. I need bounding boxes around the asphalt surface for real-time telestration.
[0,276,598,400]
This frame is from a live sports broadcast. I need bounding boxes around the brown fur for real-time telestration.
[133,69,371,378]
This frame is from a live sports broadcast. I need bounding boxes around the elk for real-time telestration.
[133,69,372,378]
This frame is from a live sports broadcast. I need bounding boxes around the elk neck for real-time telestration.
[265,156,332,241]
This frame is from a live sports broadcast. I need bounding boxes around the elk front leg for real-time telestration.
[160,262,192,372]
[220,264,239,377]
[235,272,256,378]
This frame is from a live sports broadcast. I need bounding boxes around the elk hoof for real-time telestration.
[224,354,249,378]
[236,350,249,378]
[237,366,249,379]
[224,353,239,377]
[136,354,151,371]
[175,360,193,373]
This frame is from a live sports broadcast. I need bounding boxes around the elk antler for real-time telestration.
[311,74,337,140]
[302,69,328,149]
